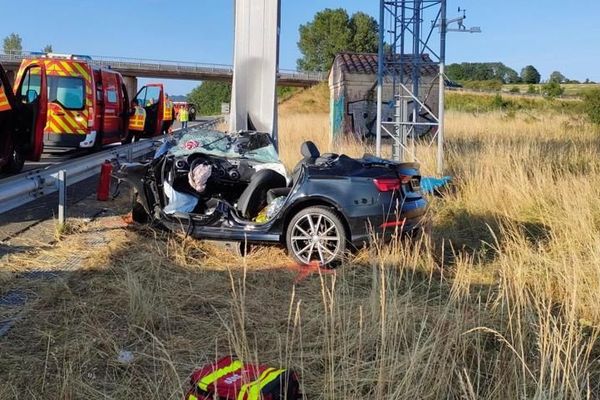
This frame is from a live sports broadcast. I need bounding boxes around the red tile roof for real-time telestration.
[333,52,438,76]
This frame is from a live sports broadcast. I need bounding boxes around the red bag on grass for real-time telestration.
[185,356,301,400]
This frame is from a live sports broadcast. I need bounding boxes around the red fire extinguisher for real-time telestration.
[97,160,113,201]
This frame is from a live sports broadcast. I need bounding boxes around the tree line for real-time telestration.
[446,62,592,85]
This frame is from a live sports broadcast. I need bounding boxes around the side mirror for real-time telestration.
[26,89,38,103]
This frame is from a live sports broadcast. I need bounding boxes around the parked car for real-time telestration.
[115,129,427,267]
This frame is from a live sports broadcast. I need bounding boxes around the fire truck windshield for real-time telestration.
[48,76,85,110]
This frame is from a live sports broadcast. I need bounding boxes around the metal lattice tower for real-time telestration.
[375,0,479,174]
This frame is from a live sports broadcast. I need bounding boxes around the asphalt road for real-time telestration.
[0,119,211,244]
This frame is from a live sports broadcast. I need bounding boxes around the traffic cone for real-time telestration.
[97,160,113,201]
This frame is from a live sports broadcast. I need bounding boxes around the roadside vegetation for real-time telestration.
[445,91,584,114]
[2,88,600,398]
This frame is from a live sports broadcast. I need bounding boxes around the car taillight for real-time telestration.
[373,176,410,192]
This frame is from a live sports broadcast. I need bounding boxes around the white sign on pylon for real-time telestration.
[230,0,281,150]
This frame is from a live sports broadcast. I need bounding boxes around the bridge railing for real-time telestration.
[0,50,326,82]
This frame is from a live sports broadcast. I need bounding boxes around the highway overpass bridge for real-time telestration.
[0,52,325,96]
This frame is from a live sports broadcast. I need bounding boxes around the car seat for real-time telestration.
[266,141,342,203]
[292,141,320,177]
[236,169,287,219]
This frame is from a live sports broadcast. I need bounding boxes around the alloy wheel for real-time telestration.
[289,211,342,266]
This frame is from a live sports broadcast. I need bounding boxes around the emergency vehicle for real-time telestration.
[15,54,132,152]
[0,54,169,173]
[131,83,175,139]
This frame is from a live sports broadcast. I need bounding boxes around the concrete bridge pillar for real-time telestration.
[122,76,138,101]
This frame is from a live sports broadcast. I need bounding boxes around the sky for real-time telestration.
[1,0,599,95]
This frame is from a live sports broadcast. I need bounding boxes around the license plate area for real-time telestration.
[409,177,421,191]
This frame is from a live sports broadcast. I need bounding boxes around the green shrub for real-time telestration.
[527,84,537,94]
[509,86,520,93]
[542,81,565,98]
[583,89,600,125]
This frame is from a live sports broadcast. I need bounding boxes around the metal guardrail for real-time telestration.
[0,118,222,217]
[0,51,326,82]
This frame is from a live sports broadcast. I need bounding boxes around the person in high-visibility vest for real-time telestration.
[178,105,189,130]
[128,99,146,142]
[162,93,174,134]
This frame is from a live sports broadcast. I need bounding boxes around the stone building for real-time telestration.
[329,52,439,140]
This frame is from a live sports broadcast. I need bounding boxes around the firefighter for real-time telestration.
[128,99,146,142]
[178,104,189,131]
[162,93,174,134]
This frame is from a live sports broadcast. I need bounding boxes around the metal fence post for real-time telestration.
[58,170,67,225]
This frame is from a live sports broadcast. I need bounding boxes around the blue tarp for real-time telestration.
[421,176,452,195]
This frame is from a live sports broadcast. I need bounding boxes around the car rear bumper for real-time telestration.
[348,203,428,247]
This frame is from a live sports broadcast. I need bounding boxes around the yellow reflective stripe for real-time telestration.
[237,368,285,400]
[0,90,10,111]
[251,369,285,400]
[60,61,77,76]
[198,360,243,392]
[237,368,275,400]
[72,62,91,82]
[188,395,198,400]
[46,120,62,133]
[53,115,75,133]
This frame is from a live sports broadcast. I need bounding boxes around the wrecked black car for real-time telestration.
[116,129,428,267]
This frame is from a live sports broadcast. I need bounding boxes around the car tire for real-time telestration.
[286,206,346,268]
[4,146,25,174]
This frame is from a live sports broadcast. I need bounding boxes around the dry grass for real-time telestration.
[2,94,600,398]
[279,82,330,115]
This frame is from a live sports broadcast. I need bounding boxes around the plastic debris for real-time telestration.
[420,176,452,195]
[266,196,286,219]
[254,196,286,223]
[117,350,134,364]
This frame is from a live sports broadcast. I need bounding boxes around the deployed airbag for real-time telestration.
[188,164,212,193]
